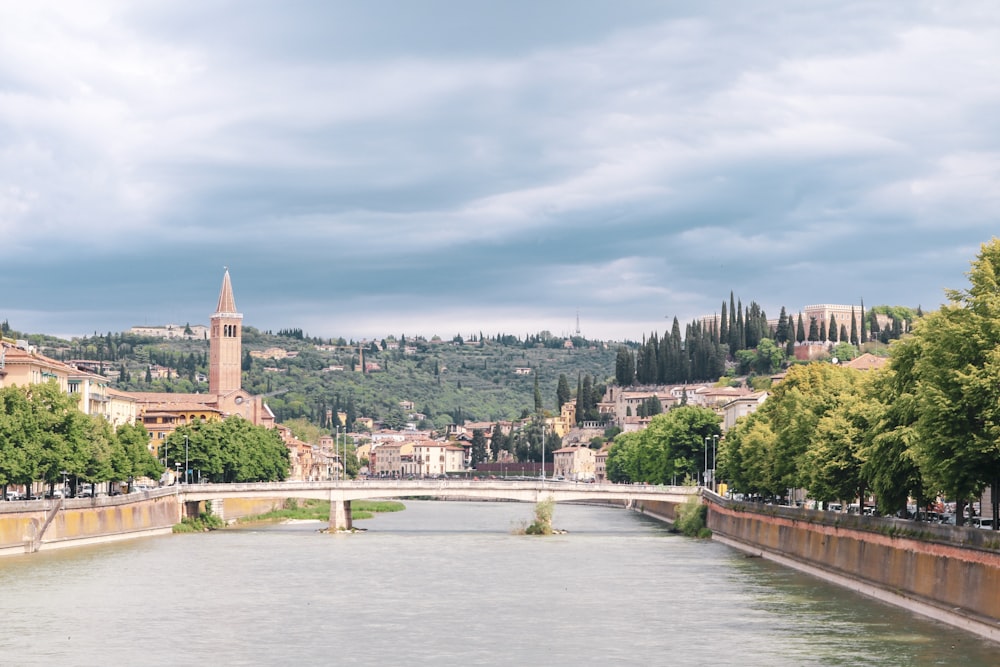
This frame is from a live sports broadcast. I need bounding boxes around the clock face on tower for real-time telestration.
[235,396,243,405]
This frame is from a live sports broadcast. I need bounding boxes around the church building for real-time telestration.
[130,270,275,451]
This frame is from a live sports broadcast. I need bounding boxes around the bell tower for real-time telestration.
[209,268,243,396]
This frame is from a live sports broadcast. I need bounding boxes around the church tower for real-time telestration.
[209,269,243,396]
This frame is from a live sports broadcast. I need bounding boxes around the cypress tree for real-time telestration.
[720,301,729,345]
[808,317,819,342]
[860,299,868,344]
[575,374,583,424]
[796,314,806,343]
[737,299,746,351]
[829,315,838,343]
[776,307,789,344]
[557,373,572,408]
[850,307,858,345]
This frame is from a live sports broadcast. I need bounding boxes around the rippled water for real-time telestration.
[0,501,997,666]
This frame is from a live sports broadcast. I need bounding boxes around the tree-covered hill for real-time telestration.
[18,327,617,429]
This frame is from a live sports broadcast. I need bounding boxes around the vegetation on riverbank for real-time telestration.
[174,511,226,533]
[674,496,711,538]
[237,498,405,524]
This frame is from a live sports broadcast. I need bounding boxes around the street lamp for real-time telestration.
[541,424,545,483]
[175,462,182,485]
[712,434,719,493]
[704,436,710,488]
[184,434,189,485]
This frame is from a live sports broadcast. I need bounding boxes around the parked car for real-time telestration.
[970,517,994,530]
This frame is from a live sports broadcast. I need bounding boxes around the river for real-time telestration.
[0,501,997,666]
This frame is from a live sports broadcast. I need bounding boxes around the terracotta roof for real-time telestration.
[844,353,888,371]
[214,269,239,315]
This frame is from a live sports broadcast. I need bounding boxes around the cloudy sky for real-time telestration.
[3,1,999,342]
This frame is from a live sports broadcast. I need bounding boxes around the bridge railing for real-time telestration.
[176,479,699,497]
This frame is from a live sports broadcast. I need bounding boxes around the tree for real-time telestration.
[490,422,507,461]
[470,429,488,467]
[533,373,542,412]
[614,347,635,386]
[556,373,572,410]
[796,314,806,343]
[906,239,1000,526]
[604,406,720,485]
[775,307,789,344]
[860,340,926,517]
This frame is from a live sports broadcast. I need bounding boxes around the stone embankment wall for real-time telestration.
[0,490,180,556]
[211,497,284,522]
[705,493,1000,643]
[631,499,679,523]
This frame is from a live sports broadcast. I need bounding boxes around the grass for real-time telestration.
[237,498,406,524]
[174,512,226,533]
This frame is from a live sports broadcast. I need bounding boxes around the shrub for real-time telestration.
[675,496,710,538]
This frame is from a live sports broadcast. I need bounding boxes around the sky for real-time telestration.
[2,1,999,343]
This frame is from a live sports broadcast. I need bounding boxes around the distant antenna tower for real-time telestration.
[575,310,581,336]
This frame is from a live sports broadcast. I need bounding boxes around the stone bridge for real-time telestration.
[177,480,698,531]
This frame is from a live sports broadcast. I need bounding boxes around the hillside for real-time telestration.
[25,328,617,429]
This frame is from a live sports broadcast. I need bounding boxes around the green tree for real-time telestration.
[556,373,572,410]
[906,239,1000,525]
[614,347,635,386]
[470,428,488,467]
[860,341,926,517]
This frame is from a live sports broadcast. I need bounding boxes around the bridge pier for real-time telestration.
[330,498,352,532]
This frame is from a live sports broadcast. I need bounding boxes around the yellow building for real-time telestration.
[0,339,70,391]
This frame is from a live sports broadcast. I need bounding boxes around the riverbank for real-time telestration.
[705,494,1000,644]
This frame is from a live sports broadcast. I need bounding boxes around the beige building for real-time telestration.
[721,391,768,432]
[801,304,864,340]
[0,339,70,391]
[601,386,678,425]
[551,445,596,481]
[595,447,609,482]
[372,441,416,478]
[408,441,465,477]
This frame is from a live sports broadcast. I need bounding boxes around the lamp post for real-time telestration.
[704,436,709,488]
[712,434,719,493]
[60,470,68,498]
[337,426,342,483]
[184,434,189,485]
[541,424,545,483]
[175,462,182,486]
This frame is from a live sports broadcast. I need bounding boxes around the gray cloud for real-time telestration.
[2,1,999,341]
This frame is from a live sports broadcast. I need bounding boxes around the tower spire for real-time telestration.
[215,267,238,315]
[210,268,243,396]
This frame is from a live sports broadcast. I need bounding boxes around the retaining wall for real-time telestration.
[0,491,180,556]
[706,494,1000,642]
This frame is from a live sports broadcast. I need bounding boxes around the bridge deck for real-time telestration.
[176,480,698,505]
